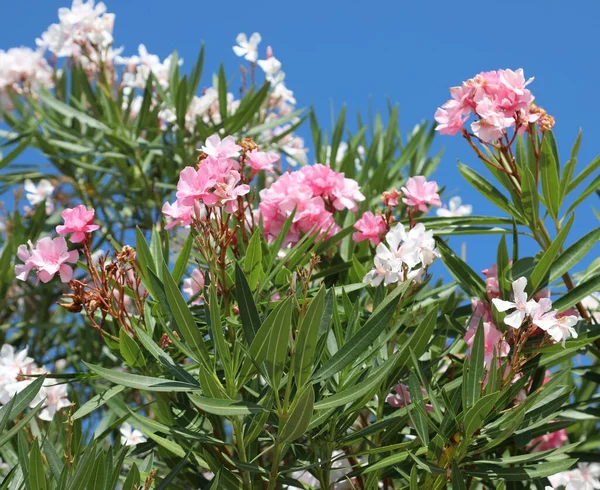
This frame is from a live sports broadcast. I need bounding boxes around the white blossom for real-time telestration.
[436,196,472,217]
[232,32,261,63]
[120,423,147,446]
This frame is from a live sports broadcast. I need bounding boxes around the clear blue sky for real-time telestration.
[1,0,598,278]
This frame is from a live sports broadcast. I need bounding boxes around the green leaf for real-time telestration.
[28,439,46,490]
[520,166,539,227]
[234,263,260,344]
[171,231,193,284]
[218,64,228,123]
[436,240,487,299]
[244,229,263,289]
[239,297,293,381]
[122,463,140,490]
[161,262,211,367]
[463,391,501,440]
[564,173,600,216]
[38,92,109,131]
[41,439,63,482]
[293,287,326,388]
[134,326,200,386]
[264,297,293,389]
[463,320,485,409]
[0,375,45,424]
[547,227,600,285]
[119,328,146,368]
[559,129,582,203]
[73,385,125,420]
[279,386,314,442]
[540,135,561,219]
[314,351,399,410]
[464,458,578,480]
[458,162,523,220]
[407,372,429,445]
[313,284,406,382]
[84,362,201,392]
[452,461,466,490]
[529,214,574,293]
[567,153,600,194]
[554,274,600,312]
[188,393,267,416]
[496,235,510,298]
[208,284,232,378]
[154,451,191,490]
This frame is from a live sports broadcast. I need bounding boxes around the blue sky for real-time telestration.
[1,0,598,278]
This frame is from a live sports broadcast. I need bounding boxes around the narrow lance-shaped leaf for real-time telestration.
[312,283,406,382]
[293,287,326,388]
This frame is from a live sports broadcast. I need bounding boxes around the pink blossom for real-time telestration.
[381,189,402,207]
[482,264,501,299]
[213,170,250,213]
[528,428,568,453]
[183,269,204,305]
[353,212,386,245]
[386,383,433,412]
[162,200,193,229]
[56,205,99,242]
[258,166,361,247]
[15,237,78,283]
[175,166,217,207]
[401,176,441,213]
[246,149,279,174]
[464,321,510,367]
[200,134,241,160]
[435,68,537,141]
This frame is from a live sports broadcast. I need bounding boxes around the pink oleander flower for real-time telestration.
[15,237,78,283]
[464,321,510,367]
[529,428,568,453]
[401,176,441,213]
[162,200,194,229]
[435,68,538,142]
[200,134,241,160]
[482,264,501,299]
[56,205,99,242]
[175,166,218,207]
[183,268,205,305]
[246,149,279,174]
[386,383,433,412]
[469,299,493,329]
[353,212,386,245]
[381,189,402,207]
[213,171,250,213]
[258,165,361,247]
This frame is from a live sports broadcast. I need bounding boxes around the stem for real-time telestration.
[234,419,252,488]
[267,442,283,490]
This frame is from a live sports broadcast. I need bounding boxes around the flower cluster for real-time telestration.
[15,237,79,284]
[162,135,279,228]
[15,204,100,284]
[363,223,439,287]
[353,175,456,248]
[36,0,117,71]
[434,68,539,142]
[0,47,54,111]
[259,164,364,247]
[0,344,70,421]
[493,277,579,345]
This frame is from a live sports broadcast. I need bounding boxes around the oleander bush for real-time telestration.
[0,1,599,489]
